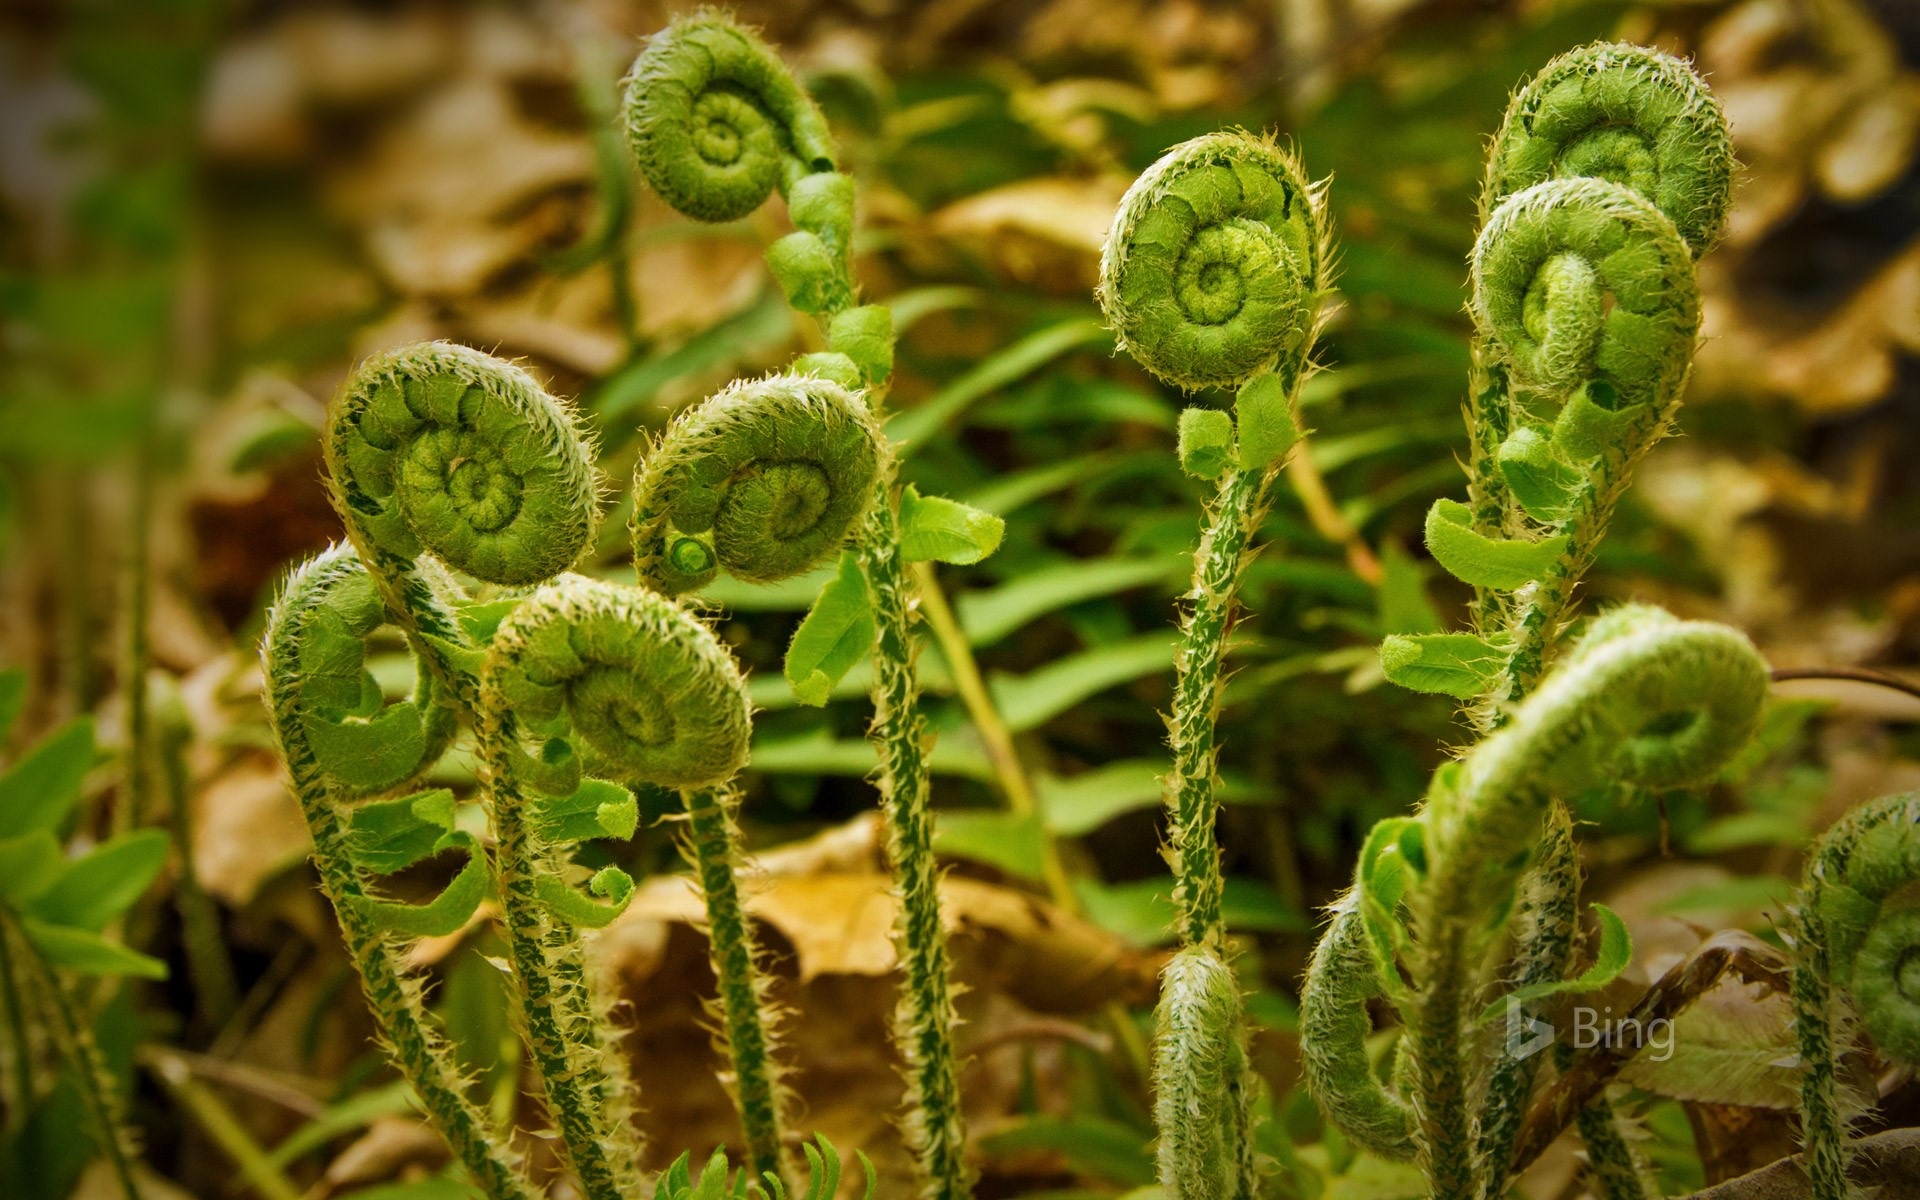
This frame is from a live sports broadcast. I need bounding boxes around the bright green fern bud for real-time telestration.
[1483,41,1734,258]
[1098,131,1329,391]
[632,372,888,596]
[621,13,837,223]
[1471,177,1700,410]
[325,341,599,588]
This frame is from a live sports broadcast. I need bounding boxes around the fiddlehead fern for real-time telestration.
[1310,606,1767,1200]
[1388,175,1708,715]
[263,545,534,1200]
[1467,177,1700,709]
[621,13,836,223]
[1098,129,1330,1200]
[1456,42,1730,638]
[1098,132,1326,393]
[1097,130,1329,952]
[1481,42,1734,258]
[626,17,974,1199]
[1791,791,1920,1200]
[632,372,886,595]
[323,341,600,706]
[1153,947,1257,1200]
[1298,894,1416,1162]
[478,573,753,1200]
[622,13,856,318]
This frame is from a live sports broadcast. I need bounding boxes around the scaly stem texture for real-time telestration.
[10,913,140,1200]
[1168,463,1272,949]
[1473,803,1579,1194]
[480,575,755,1200]
[684,783,794,1188]
[1790,790,1920,1200]
[1405,608,1765,1199]
[861,491,972,1200]
[264,548,534,1200]
[625,19,965,1195]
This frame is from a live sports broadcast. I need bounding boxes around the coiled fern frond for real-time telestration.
[632,372,887,595]
[1792,791,1920,1200]
[622,12,837,224]
[263,545,534,1200]
[1482,41,1734,257]
[1098,131,1328,393]
[325,341,599,589]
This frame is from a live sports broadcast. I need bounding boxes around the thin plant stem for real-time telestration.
[0,921,36,1129]
[143,1049,303,1200]
[684,783,793,1188]
[5,910,141,1200]
[910,559,1152,1083]
[160,712,238,1032]
[861,489,971,1200]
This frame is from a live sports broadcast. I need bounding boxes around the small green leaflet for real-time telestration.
[536,866,635,929]
[1379,633,1506,698]
[346,789,460,875]
[1477,904,1633,1024]
[0,717,96,839]
[1176,407,1233,480]
[1496,425,1582,521]
[785,551,875,707]
[23,918,167,980]
[534,778,639,844]
[897,485,1005,565]
[456,597,521,645]
[305,700,429,792]
[1233,372,1299,470]
[1357,816,1422,1009]
[352,840,491,939]
[29,829,169,933]
[1423,498,1567,591]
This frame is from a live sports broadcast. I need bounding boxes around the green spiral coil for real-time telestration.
[1098,131,1327,391]
[1383,607,1764,1199]
[485,575,751,788]
[325,341,599,588]
[1483,41,1734,258]
[622,13,837,224]
[632,372,886,595]
[1471,177,1700,411]
[264,545,533,1200]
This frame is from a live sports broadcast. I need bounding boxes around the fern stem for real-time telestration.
[4,909,141,1200]
[1168,463,1275,950]
[1474,803,1578,1193]
[860,487,972,1200]
[685,783,794,1187]
[481,713,642,1200]
[265,553,535,1200]
[0,918,34,1128]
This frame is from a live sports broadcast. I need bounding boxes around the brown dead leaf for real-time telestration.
[615,868,1154,1011]
[330,77,596,296]
[928,176,1129,294]
[194,752,311,907]
[322,1115,450,1193]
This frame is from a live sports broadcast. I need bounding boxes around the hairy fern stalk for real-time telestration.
[1094,125,1332,1199]
[624,14,980,1199]
[1298,41,1758,1200]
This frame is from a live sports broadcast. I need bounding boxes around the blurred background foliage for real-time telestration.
[0,0,1917,1196]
